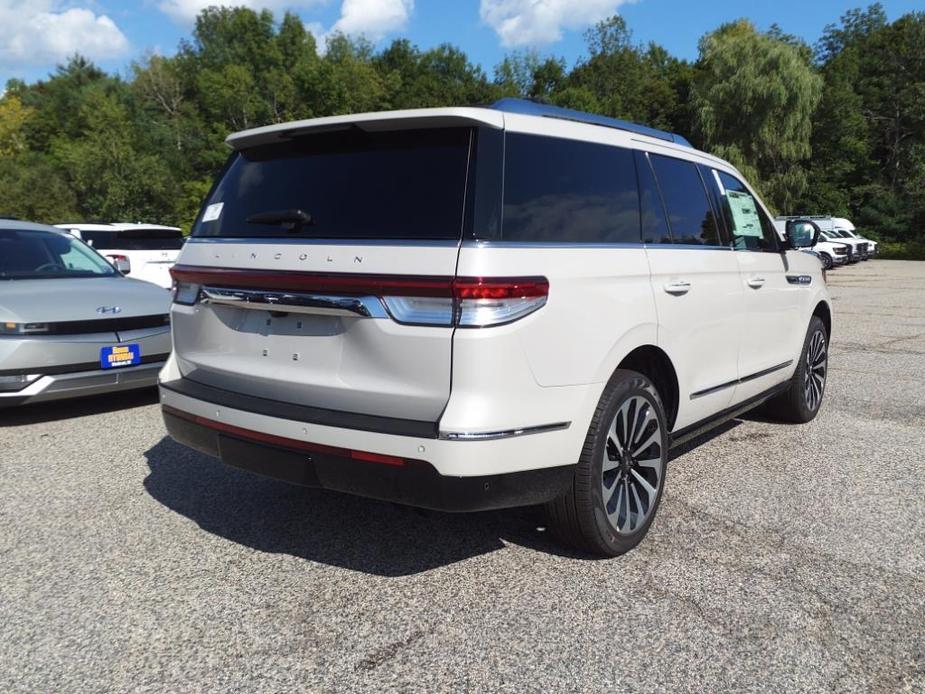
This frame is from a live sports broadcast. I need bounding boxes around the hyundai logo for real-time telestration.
[97,306,122,315]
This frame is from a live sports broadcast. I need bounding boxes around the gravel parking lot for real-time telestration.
[2,260,924,693]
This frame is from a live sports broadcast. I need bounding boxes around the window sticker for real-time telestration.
[726,190,763,238]
[202,202,224,223]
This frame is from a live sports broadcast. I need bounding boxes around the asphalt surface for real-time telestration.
[2,260,924,693]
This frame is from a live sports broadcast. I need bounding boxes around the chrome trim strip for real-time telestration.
[690,360,794,400]
[461,241,733,250]
[439,421,570,441]
[464,241,643,249]
[201,287,388,318]
[186,237,461,247]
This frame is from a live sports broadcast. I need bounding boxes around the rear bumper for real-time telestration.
[0,361,165,407]
[162,406,575,512]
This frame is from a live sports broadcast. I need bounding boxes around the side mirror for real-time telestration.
[107,254,131,274]
[786,219,820,249]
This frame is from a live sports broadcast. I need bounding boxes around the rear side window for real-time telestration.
[194,128,471,240]
[649,154,721,246]
[501,134,640,243]
[83,229,184,251]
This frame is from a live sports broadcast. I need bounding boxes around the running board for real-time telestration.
[669,382,789,449]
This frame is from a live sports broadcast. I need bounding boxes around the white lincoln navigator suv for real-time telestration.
[160,99,831,556]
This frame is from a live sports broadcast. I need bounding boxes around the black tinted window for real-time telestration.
[194,128,471,240]
[83,229,184,251]
[716,172,778,251]
[502,134,640,243]
[634,151,672,244]
[650,154,721,246]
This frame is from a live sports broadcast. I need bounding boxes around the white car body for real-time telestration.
[55,223,184,288]
[157,100,832,552]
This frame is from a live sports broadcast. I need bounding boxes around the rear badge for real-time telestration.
[97,306,122,314]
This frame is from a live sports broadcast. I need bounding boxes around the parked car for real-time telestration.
[830,220,878,257]
[820,229,864,262]
[55,222,184,288]
[159,99,832,557]
[0,221,171,406]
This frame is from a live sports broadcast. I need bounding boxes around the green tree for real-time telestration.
[692,20,822,212]
[494,50,566,100]
[0,95,33,156]
[566,16,688,131]
[52,87,178,222]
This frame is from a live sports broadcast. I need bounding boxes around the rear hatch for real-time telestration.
[170,120,491,426]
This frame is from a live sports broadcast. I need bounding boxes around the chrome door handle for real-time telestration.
[663,280,691,295]
[746,277,766,289]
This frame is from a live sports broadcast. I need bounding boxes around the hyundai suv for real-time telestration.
[160,99,832,556]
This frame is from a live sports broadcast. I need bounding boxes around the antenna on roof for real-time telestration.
[490,98,692,147]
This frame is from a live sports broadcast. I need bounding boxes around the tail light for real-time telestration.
[382,277,548,328]
[168,266,549,328]
[453,277,548,327]
[172,281,201,305]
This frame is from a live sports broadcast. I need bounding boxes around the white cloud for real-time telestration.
[159,0,412,44]
[480,0,629,46]
[158,0,331,25]
[0,1,129,69]
[330,0,413,40]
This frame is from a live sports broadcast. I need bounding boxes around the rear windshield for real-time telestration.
[194,128,472,240]
[83,229,184,251]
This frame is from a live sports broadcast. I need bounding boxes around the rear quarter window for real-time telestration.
[501,133,640,244]
[649,154,722,246]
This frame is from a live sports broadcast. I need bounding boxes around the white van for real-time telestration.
[56,223,184,288]
[159,99,832,556]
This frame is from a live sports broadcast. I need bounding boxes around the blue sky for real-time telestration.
[1,0,922,86]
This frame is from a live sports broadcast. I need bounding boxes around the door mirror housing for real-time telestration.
[107,254,131,274]
[786,219,820,249]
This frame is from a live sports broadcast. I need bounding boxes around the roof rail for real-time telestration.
[490,98,692,147]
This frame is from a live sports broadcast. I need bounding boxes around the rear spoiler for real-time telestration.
[226,107,504,150]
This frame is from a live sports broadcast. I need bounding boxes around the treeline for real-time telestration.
[0,4,922,249]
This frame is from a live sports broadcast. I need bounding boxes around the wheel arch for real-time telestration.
[616,345,679,431]
[813,300,832,339]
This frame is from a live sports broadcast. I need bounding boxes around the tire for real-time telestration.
[764,316,829,423]
[545,369,668,557]
[820,253,834,270]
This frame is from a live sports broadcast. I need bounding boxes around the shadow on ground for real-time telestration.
[142,436,584,576]
[142,416,746,577]
[0,388,159,427]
